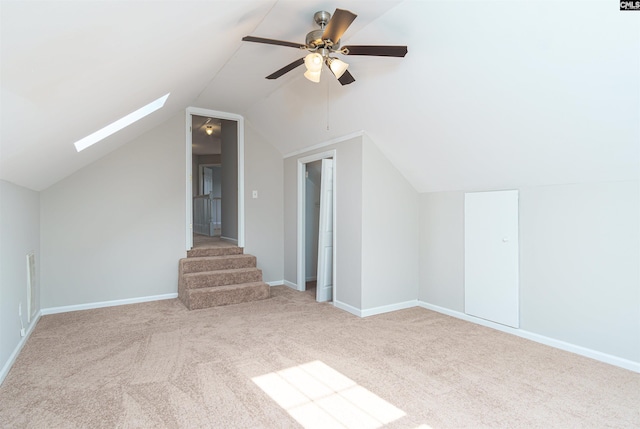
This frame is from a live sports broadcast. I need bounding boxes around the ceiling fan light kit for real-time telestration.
[304,53,324,72]
[303,70,322,83]
[327,57,349,79]
[242,8,407,86]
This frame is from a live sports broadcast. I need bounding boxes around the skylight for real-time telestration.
[74,93,170,152]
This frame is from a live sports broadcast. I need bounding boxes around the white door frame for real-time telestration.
[185,107,245,250]
[296,150,337,299]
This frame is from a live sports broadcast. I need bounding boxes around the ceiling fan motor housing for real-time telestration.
[305,29,324,48]
[307,11,340,49]
[306,29,340,50]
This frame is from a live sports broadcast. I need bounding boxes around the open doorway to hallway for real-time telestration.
[192,115,222,245]
[187,108,244,250]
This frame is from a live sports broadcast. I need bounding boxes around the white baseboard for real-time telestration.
[0,312,41,386]
[361,300,419,317]
[333,300,362,317]
[220,236,238,245]
[283,280,298,290]
[334,300,419,318]
[266,280,284,287]
[305,276,317,282]
[417,301,640,374]
[41,293,178,316]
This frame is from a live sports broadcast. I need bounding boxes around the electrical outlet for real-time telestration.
[18,303,22,317]
[252,190,258,199]
[20,328,25,337]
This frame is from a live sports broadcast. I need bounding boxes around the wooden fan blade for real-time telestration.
[266,58,305,80]
[242,36,305,49]
[343,45,408,57]
[322,8,357,43]
[338,70,355,86]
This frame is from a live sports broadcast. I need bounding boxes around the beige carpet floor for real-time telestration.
[1,286,638,428]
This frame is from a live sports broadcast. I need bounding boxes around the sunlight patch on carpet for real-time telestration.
[252,360,406,428]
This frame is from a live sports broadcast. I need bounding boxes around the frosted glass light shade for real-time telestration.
[304,70,321,83]
[328,58,349,79]
[304,53,323,72]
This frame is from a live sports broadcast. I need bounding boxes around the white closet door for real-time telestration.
[316,159,334,303]
[464,190,519,328]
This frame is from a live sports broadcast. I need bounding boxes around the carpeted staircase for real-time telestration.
[178,246,270,310]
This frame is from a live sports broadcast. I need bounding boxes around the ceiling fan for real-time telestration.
[242,8,408,85]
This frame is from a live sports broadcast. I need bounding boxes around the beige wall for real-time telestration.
[283,134,421,313]
[361,136,419,310]
[418,191,464,311]
[283,137,363,309]
[40,114,186,308]
[419,180,640,363]
[243,121,284,283]
[0,180,40,382]
[39,113,286,308]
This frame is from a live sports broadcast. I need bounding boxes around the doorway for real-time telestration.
[185,108,245,250]
[196,164,222,237]
[297,150,336,303]
[304,160,322,296]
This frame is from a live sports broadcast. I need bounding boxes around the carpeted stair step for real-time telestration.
[185,282,270,310]
[182,268,263,290]
[180,254,257,274]
[187,246,244,258]
[178,245,270,310]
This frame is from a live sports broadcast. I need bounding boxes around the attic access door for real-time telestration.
[464,190,519,328]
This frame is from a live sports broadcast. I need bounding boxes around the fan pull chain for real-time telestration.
[326,79,330,131]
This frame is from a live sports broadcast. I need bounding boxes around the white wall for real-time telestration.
[419,180,640,364]
[0,180,40,382]
[519,181,639,362]
[284,134,422,314]
[243,122,284,283]
[283,154,297,285]
[283,136,363,308]
[361,136,419,310]
[40,114,186,308]
[418,191,464,311]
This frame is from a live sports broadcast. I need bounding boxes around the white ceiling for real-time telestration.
[192,115,221,155]
[1,1,638,192]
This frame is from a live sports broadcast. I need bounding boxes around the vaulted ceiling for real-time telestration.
[1,1,638,192]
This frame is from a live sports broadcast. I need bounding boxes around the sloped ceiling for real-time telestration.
[2,1,638,193]
[0,0,275,190]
